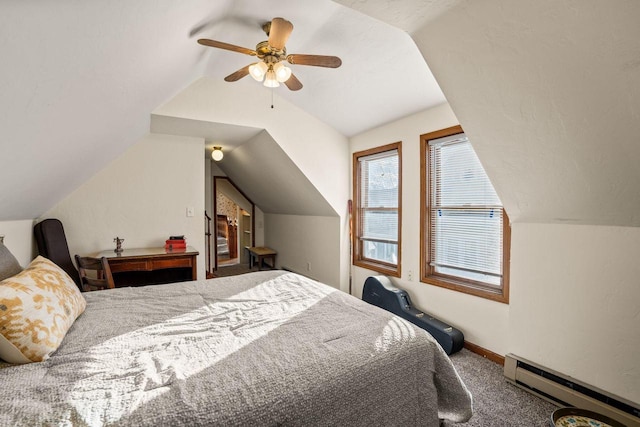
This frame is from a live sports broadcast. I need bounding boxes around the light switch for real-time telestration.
[186,207,194,217]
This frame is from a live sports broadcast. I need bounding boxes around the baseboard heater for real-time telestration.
[504,354,640,427]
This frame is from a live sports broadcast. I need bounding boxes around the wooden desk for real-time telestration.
[96,247,199,287]
[247,246,277,270]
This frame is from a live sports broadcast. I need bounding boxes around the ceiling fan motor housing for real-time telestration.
[255,41,286,61]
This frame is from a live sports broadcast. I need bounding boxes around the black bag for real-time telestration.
[362,276,464,355]
[34,219,81,289]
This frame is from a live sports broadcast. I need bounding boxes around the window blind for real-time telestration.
[358,149,399,265]
[429,134,504,287]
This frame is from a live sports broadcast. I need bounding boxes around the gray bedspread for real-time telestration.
[0,271,472,426]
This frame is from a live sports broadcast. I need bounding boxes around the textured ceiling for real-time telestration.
[345,0,640,227]
[408,0,640,227]
[0,0,443,220]
[2,0,638,229]
[192,0,445,136]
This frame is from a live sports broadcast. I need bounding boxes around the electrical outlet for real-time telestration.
[306,262,311,271]
[408,270,413,281]
[186,207,194,217]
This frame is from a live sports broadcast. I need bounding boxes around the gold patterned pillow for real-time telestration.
[0,256,86,363]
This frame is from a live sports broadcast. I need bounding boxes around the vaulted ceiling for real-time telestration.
[0,0,443,221]
[1,1,639,228]
[407,0,640,227]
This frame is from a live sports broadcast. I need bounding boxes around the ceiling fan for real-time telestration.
[197,17,342,91]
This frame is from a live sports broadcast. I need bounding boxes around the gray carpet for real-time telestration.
[210,267,558,425]
[445,349,557,427]
[213,262,254,277]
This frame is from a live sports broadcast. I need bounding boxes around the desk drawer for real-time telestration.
[109,260,149,273]
[151,258,192,270]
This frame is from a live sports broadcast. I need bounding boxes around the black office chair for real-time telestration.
[75,255,115,291]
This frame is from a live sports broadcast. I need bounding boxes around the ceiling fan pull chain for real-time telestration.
[271,88,274,109]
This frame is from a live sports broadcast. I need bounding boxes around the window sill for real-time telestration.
[354,259,400,278]
[420,275,509,304]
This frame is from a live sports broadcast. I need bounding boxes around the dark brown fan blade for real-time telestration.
[197,39,256,56]
[284,73,303,91]
[286,54,341,68]
[224,65,251,82]
[268,17,293,50]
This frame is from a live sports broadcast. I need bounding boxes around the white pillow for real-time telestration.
[0,256,86,363]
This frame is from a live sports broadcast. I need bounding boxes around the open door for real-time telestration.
[213,177,255,272]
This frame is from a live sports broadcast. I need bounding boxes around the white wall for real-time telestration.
[42,133,206,280]
[154,78,350,291]
[350,102,640,404]
[0,220,35,267]
[406,1,640,403]
[155,78,349,219]
[510,223,640,404]
[265,214,341,288]
[349,103,511,355]
[254,208,265,247]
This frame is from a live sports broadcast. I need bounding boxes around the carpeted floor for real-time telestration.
[209,266,559,426]
[444,349,557,427]
[213,262,254,277]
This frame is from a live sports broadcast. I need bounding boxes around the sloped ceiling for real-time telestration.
[0,0,442,221]
[150,116,337,216]
[334,0,465,33]
[217,131,337,216]
[150,115,263,150]
[193,0,445,136]
[347,0,640,227]
[3,0,638,229]
[0,1,212,220]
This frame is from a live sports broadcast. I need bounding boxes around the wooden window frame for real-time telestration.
[420,126,510,303]
[352,142,402,277]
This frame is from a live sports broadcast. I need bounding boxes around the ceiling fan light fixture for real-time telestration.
[273,62,292,82]
[249,61,268,81]
[197,17,341,92]
[263,69,280,88]
[211,146,224,161]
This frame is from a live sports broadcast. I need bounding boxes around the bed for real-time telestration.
[0,269,472,426]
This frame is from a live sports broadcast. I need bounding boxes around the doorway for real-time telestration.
[213,177,255,272]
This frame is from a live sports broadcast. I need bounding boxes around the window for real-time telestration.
[420,126,510,303]
[353,142,402,277]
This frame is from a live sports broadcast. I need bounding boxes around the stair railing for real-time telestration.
[205,210,212,275]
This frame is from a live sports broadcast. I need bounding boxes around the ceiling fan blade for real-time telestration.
[197,39,256,56]
[224,65,251,82]
[268,17,293,50]
[284,73,303,91]
[286,54,342,68]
